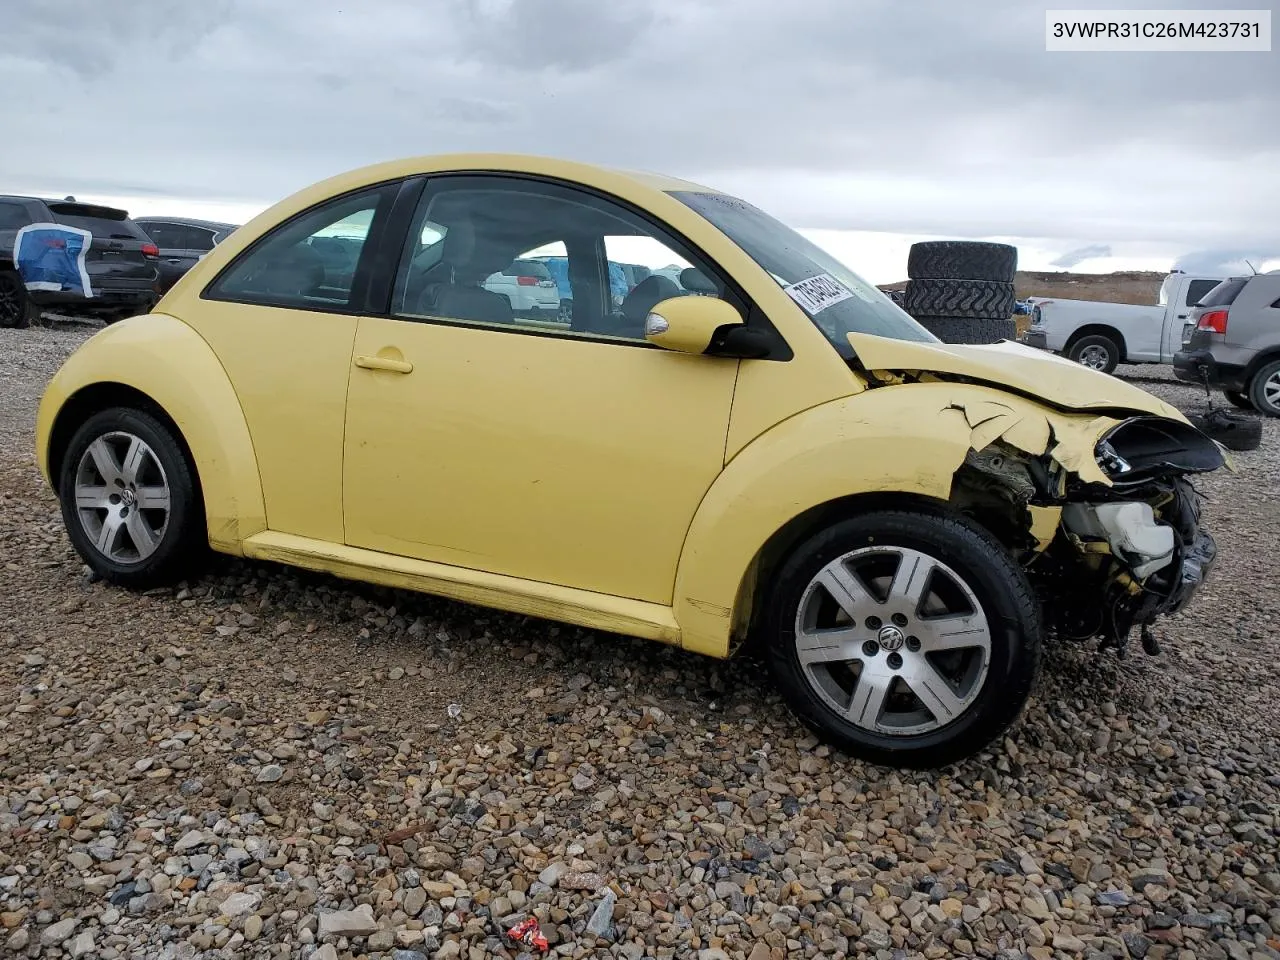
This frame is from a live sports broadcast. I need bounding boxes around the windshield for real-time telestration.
[669,190,938,353]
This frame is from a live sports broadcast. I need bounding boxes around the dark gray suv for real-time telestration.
[0,195,162,327]
[1174,272,1280,416]
[134,216,238,293]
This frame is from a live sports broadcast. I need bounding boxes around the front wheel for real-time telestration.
[58,407,207,588]
[761,509,1041,769]
[1067,334,1120,374]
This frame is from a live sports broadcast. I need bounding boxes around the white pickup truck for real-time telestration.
[1019,271,1226,374]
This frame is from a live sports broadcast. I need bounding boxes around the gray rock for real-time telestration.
[128,892,169,916]
[316,904,378,938]
[6,929,31,951]
[538,862,568,887]
[256,764,284,782]
[586,888,617,938]
[41,917,79,946]
[404,886,427,917]
[174,829,205,853]
[70,930,95,957]
[219,892,260,916]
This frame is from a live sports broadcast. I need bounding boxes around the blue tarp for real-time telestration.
[535,256,630,302]
[14,223,93,297]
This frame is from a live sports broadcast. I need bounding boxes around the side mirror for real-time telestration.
[644,295,748,355]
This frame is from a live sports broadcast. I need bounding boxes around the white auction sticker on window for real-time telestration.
[783,273,854,315]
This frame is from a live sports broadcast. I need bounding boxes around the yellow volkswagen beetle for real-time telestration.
[34,154,1226,768]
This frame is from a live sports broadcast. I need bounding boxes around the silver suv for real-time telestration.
[1174,272,1280,416]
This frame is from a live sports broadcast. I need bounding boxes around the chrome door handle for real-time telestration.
[354,354,413,374]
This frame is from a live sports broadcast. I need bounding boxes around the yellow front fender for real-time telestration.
[35,314,266,553]
[673,380,1125,658]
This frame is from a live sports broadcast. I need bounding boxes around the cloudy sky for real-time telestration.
[4,0,1278,282]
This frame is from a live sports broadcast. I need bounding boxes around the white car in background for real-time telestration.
[483,258,560,319]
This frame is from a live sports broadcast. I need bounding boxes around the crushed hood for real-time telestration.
[846,332,1185,421]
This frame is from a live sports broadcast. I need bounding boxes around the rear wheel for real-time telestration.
[761,510,1041,769]
[0,271,37,329]
[1067,334,1120,374]
[58,407,207,588]
[1246,360,1280,417]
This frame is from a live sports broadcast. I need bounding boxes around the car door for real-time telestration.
[186,181,402,543]
[342,174,742,604]
[138,221,187,291]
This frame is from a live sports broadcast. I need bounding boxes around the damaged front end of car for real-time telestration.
[950,415,1226,657]
[842,331,1231,657]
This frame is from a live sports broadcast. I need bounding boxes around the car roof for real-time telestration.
[311,152,723,197]
[134,215,239,230]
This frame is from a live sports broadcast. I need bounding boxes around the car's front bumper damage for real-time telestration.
[948,412,1227,656]
[843,332,1230,657]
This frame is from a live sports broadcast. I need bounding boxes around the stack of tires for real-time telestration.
[901,241,1019,345]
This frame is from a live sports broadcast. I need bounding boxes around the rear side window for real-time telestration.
[1198,278,1249,308]
[0,200,31,230]
[204,184,394,312]
[140,222,187,248]
[47,202,151,241]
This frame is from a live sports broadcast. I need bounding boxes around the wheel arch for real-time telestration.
[47,382,203,502]
[36,314,266,553]
[725,490,955,656]
[1243,347,1280,384]
[672,389,982,659]
[1064,324,1127,361]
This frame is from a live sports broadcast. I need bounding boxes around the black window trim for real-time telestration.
[368,170,793,360]
[200,177,406,316]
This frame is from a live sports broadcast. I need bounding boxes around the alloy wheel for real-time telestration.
[793,546,993,735]
[73,431,172,564]
[1077,344,1110,370]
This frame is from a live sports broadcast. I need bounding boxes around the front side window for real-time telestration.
[669,190,937,353]
[206,185,392,311]
[392,176,733,341]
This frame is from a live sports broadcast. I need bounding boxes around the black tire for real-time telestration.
[1246,359,1280,418]
[1188,410,1263,451]
[1224,390,1255,412]
[1065,333,1120,375]
[0,271,38,329]
[903,279,1016,320]
[760,509,1042,769]
[58,407,207,588]
[907,241,1018,283]
[919,316,1018,345]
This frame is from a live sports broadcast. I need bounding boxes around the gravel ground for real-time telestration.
[2,325,1278,960]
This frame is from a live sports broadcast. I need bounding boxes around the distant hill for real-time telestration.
[880,270,1166,306]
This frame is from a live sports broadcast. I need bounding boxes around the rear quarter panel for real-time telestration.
[1231,281,1280,366]
[35,313,266,552]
